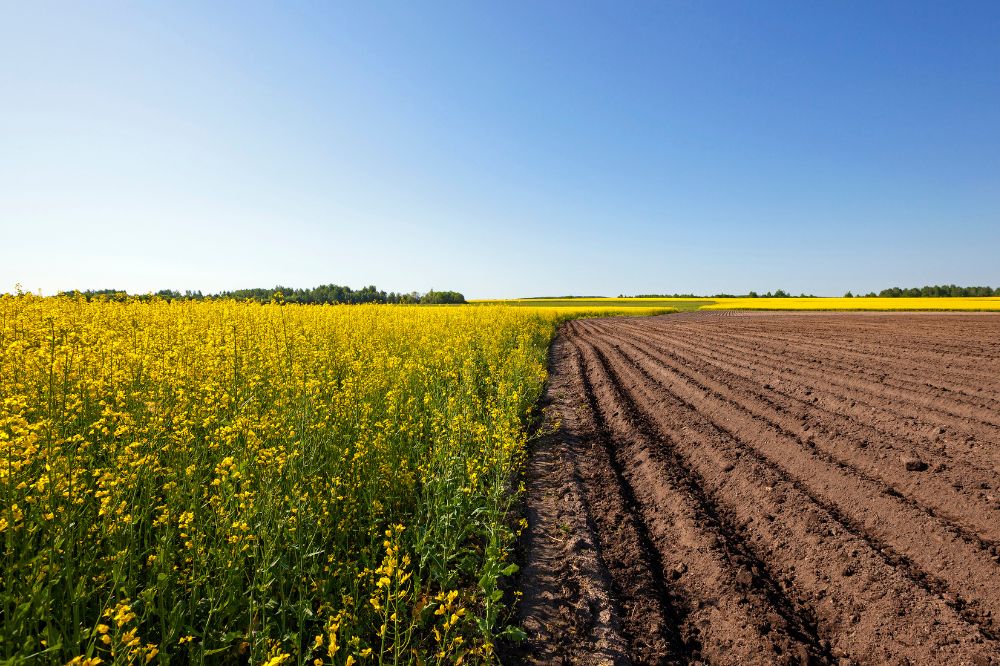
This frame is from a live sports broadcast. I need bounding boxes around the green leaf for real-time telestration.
[500,626,528,642]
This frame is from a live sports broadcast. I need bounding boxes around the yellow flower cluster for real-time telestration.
[0,295,560,663]
[432,590,469,663]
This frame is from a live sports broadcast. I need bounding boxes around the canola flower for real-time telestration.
[0,296,578,664]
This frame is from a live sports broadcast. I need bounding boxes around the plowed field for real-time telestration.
[514,313,1000,665]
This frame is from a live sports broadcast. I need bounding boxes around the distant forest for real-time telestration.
[56,284,466,305]
[864,285,998,297]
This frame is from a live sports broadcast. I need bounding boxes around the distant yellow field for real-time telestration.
[474,297,1000,312]
[471,298,707,312]
[703,297,1000,311]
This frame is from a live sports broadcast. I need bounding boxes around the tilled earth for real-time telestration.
[511,313,1000,665]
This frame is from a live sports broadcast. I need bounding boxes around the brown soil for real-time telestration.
[509,312,1000,665]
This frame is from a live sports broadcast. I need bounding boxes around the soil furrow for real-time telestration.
[576,324,999,662]
[594,326,1000,634]
[717,323,1000,375]
[616,319,1000,434]
[571,329,833,665]
[515,337,631,665]
[563,333,691,663]
[694,315,1000,364]
[621,320,1000,475]
[623,318,1000,405]
[677,325,1000,432]
[683,325,1000,418]
[599,322,1000,546]
[513,313,1000,666]
[584,327,1000,652]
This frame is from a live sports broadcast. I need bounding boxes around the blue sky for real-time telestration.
[2,2,998,297]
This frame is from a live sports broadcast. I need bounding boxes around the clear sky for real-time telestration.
[2,2,998,298]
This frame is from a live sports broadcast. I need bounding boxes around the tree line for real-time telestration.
[53,285,466,304]
[862,285,998,298]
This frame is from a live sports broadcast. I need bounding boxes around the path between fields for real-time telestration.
[507,312,1000,665]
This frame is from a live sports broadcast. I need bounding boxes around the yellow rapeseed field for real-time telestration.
[0,296,578,665]
[701,296,1000,310]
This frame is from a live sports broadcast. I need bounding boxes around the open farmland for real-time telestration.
[516,312,1000,664]
[6,297,1000,665]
